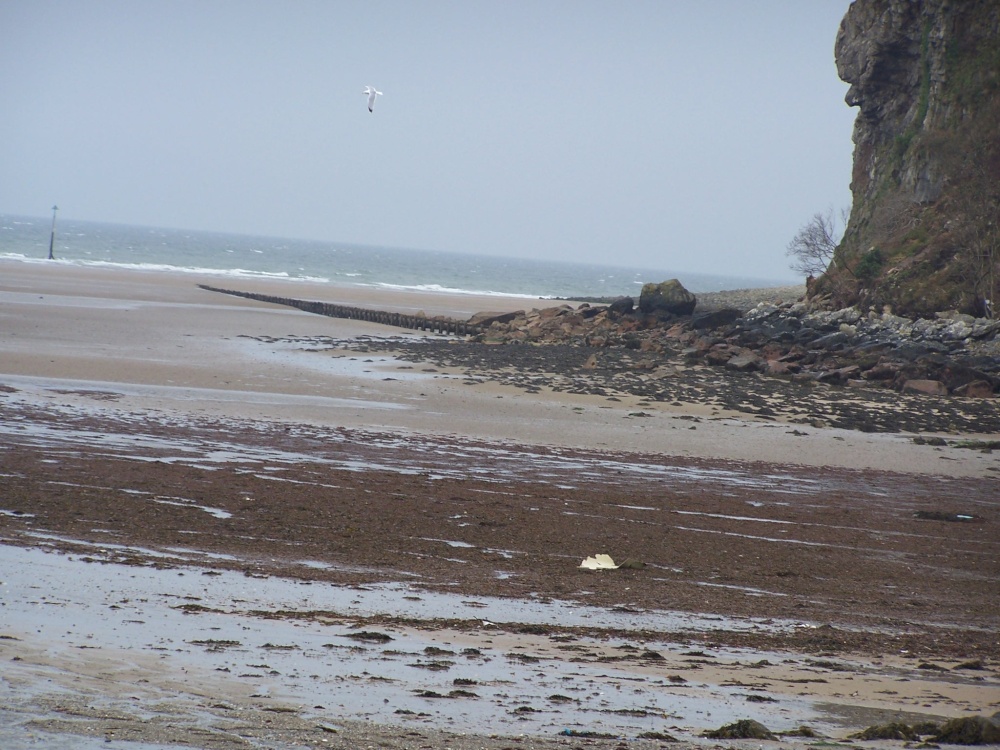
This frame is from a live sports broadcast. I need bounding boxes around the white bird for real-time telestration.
[363,85,382,113]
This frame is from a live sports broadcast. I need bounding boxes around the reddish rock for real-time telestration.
[705,347,735,366]
[469,310,524,327]
[537,306,571,320]
[766,360,800,376]
[863,362,899,381]
[761,343,786,361]
[940,363,993,393]
[823,365,860,382]
[953,380,995,398]
[617,318,642,333]
[780,345,807,362]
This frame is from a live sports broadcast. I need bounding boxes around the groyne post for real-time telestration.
[197,285,483,337]
[47,205,58,260]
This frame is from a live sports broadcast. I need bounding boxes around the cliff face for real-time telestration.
[825,0,1000,317]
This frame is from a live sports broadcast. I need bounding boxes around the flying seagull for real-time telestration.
[363,85,382,113]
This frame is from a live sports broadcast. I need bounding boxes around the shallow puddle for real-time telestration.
[0,543,826,738]
[4,542,991,743]
[0,389,842,497]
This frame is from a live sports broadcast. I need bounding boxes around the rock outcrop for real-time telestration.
[825,0,1000,317]
[473,298,1000,399]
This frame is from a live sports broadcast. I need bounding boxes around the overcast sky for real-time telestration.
[1,1,856,281]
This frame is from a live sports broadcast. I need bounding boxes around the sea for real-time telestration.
[0,214,794,300]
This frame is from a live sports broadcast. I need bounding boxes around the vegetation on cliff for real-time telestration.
[814,0,999,318]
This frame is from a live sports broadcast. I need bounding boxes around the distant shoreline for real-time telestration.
[694,283,806,311]
[2,253,803,310]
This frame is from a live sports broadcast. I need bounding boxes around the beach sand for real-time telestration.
[2,260,998,749]
[2,260,997,477]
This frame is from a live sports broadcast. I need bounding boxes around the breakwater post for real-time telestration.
[198,285,483,337]
[47,205,58,260]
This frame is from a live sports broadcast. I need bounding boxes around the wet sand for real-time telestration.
[1,259,998,748]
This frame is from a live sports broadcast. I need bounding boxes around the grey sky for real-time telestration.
[1,1,856,281]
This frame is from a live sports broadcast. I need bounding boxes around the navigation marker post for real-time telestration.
[47,205,58,260]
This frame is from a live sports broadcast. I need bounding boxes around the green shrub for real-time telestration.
[855,248,885,280]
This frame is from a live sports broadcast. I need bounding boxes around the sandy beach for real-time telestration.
[2,261,997,477]
[1,260,998,749]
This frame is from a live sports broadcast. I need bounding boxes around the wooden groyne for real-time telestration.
[198,285,483,336]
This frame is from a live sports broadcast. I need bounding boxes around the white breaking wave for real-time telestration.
[0,254,330,283]
[373,281,550,300]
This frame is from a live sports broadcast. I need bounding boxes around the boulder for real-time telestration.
[864,362,900,381]
[819,365,861,383]
[536,305,571,320]
[705,345,738,366]
[607,296,635,316]
[469,310,523,327]
[638,279,696,317]
[810,331,851,350]
[940,363,994,392]
[766,359,800,376]
[691,308,741,329]
[954,380,996,398]
[902,379,949,396]
[725,353,762,372]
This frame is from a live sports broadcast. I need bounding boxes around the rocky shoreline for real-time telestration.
[682,284,808,312]
[213,281,1000,434]
[449,284,1000,434]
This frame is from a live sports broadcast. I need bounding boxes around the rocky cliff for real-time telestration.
[822,0,1000,317]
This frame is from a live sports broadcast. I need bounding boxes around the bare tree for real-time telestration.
[953,178,999,318]
[786,207,848,278]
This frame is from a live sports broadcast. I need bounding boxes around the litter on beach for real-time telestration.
[579,554,619,570]
[579,554,646,570]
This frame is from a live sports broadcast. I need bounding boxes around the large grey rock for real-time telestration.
[725,353,762,372]
[607,296,635,316]
[638,279,696,317]
[691,308,741,329]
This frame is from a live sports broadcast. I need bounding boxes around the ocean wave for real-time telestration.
[372,281,550,299]
[0,254,330,283]
[1,216,799,297]
[0,252,64,265]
